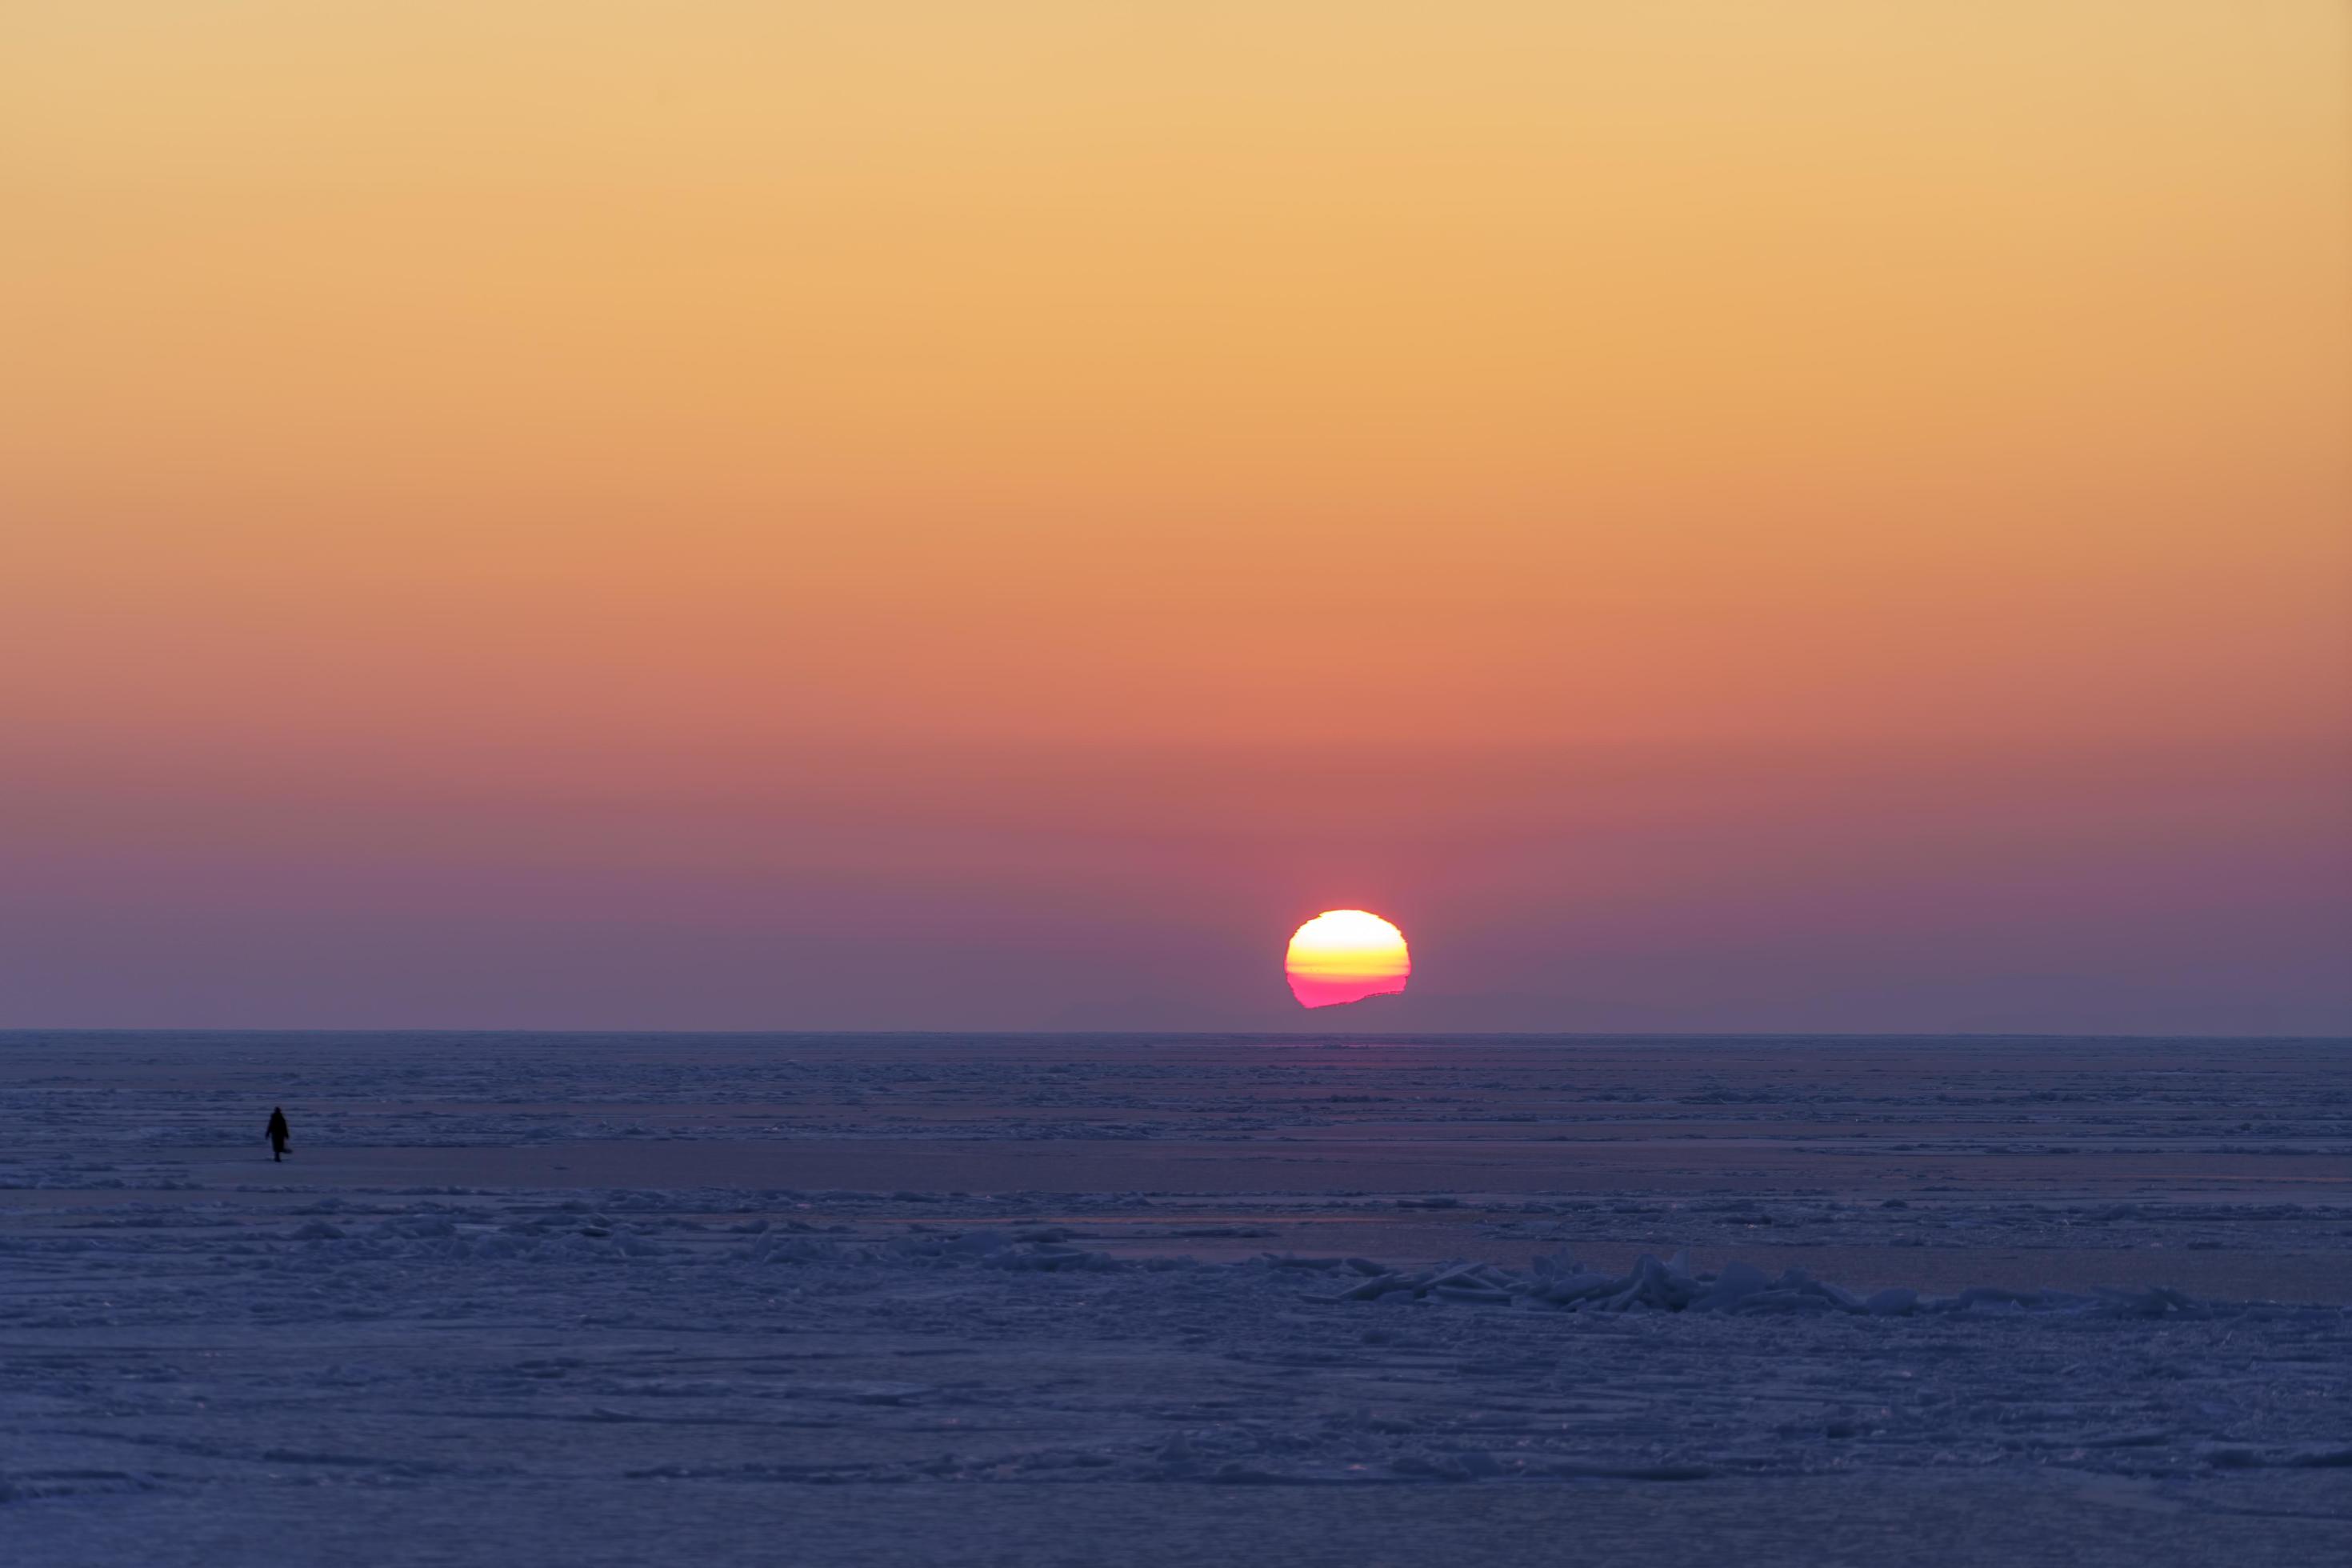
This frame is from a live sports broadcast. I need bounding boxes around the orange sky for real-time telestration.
[3,2,2346,1030]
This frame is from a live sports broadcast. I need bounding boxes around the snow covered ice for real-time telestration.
[2,1032,2347,1565]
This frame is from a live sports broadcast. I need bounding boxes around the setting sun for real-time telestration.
[1285,910,1411,1010]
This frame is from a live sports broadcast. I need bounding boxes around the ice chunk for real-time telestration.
[1690,1259,1770,1312]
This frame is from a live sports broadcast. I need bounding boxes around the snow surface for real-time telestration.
[2,1032,2346,1566]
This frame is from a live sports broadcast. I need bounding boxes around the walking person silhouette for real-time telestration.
[266,1106,291,1163]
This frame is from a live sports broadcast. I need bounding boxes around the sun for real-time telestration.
[1285,910,1411,1009]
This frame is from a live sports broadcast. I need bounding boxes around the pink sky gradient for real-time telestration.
[2,3,2346,1031]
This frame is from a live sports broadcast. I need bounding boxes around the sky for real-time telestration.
[3,1,2348,1033]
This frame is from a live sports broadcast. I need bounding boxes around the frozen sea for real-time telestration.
[2,1031,2347,1566]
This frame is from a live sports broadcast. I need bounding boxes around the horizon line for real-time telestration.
[2,1027,2344,1043]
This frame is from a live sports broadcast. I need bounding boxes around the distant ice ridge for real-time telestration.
[732,1230,2258,1316]
[1313,1249,2209,1318]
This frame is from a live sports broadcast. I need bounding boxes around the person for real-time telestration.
[266,1106,291,1163]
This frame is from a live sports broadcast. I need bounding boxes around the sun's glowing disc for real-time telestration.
[1284,910,1411,1009]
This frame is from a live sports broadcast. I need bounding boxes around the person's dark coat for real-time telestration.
[266,1107,290,1160]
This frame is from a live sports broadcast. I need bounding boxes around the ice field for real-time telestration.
[2,1032,2347,1565]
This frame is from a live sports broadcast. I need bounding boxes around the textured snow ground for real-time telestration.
[2,1033,2346,1566]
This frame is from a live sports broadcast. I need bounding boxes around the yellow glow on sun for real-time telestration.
[1285,910,1411,1009]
